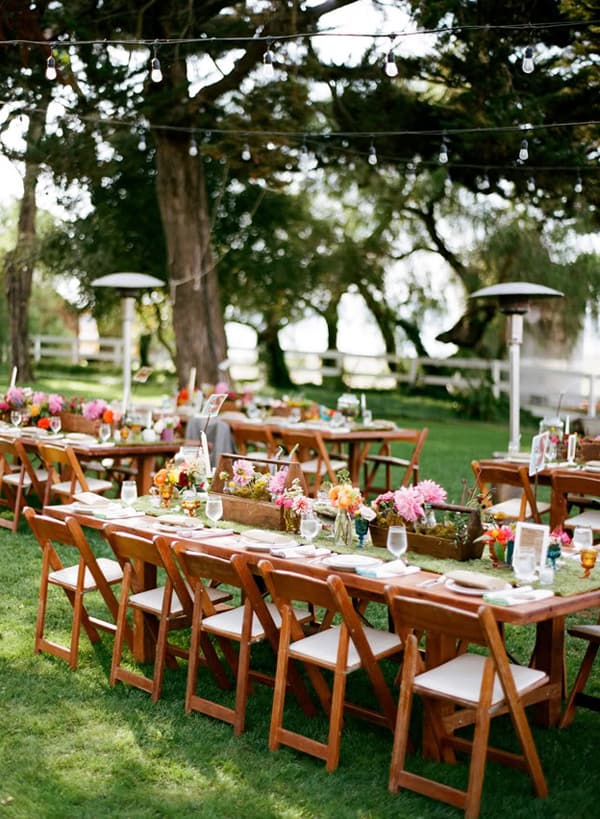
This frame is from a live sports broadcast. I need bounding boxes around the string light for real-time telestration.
[241,142,252,161]
[574,173,583,194]
[263,42,275,77]
[384,35,398,78]
[438,138,449,164]
[189,136,198,157]
[45,55,57,81]
[527,176,536,192]
[150,42,162,83]
[521,46,535,74]
[518,138,529,162]
[368,141,378,165]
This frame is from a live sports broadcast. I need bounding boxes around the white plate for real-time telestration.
[64,432,96,440]
[321,554,382,572]
[22,425,49,435]
[446,579,512,596]
[155,514,204,529]
[241,540,277,552]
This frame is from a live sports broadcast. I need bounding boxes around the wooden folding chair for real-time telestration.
[104,529,195,702]
[174,545,313,735]
[362,427,429,497]
[549,470,600,531]
[472,460,550,523]
[229,421,277,458]
[0,438,47,531]
[259,561,401,771]
[38,442,113,505]
[559,611,600,728]
[24,506,127,669]
[278,428,347,496]
[385,591,557,818]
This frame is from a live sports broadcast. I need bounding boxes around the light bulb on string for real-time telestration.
[150,42,162,82]
[438,139,448,165]
[522,46,535,74]
[263,42,275,77]
[527,176,536,193]
[574,173,583,194]
[189,136,198,157]
[368,142,378,166]
[45,54,57,81]
[518,138,529,162]
[384,35,398,78]
[241,142,251,161]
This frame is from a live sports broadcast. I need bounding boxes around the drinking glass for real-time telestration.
[50,415,62,435]
[300,512,321,545]
[205,495,223,527]
[513,550,537,583]
[572,527,593,553]
[386,525,408,561]
[289,407,301,424]
[580,547,598,578]
[98,422,112,443]
[120,480,138,507]
[10,410,22,429]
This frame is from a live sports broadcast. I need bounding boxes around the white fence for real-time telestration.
[30,335,599,418]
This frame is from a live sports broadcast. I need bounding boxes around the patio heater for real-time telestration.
[469,282,563,455]
[91,272,164,414]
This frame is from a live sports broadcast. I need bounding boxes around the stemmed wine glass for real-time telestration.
[50,415,62,435]
[98,422,112,443]
[386,525,408,563]
[10,410,22,430]
[572,527,593,553]
[205,495,223,528]
[120,480,138,507]
[300,512,321,546]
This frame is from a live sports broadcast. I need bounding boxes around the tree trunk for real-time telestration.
[258,320,293,390]
[153,132,228,387]
[4,107,46,382]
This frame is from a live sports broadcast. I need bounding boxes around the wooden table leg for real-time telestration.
[135,454,157,496]
[530,616,565,727]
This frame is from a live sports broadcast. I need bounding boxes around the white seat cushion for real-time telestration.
[568,623,600,641]
[50,479,113,497]
[202,601,311,641]
[414,652,548,706]
[299,458,347,476]
[2,472,32,488]
[564,510,600,530]
[289,624,401,672]
[49,557,123,591]
[488,498,549,520]
[129,586,187,616]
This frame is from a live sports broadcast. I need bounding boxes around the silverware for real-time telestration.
[417,576,446,588]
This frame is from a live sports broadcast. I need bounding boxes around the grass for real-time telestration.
[0,367,598,817]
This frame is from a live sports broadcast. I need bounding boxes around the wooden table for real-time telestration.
[45,503,600,730]
[19,434,184,495]
[220,414,421,484]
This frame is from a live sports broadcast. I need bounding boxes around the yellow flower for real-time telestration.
[30,404,41,417]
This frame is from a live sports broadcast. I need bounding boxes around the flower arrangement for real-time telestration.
[273,477,311,514]
[154,457,207,492]
[0,388,64,427]
[328,469,363,515]
[82,399,115,424]
[477,523,515,566]
[219,458,272,501]
[370,480,448,528]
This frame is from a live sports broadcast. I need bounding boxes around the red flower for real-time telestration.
[37,417,51,429]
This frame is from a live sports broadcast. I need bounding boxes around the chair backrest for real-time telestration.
[38,442,91,503]
[174,542,242,617]
[397,427,429,487]
[550,469,600,529]
[104,527,192,617]
[229,421,276,457]
[0,437,21,476]
[278,428,340,485]
[13,438,47,498]
[472,459,542,522]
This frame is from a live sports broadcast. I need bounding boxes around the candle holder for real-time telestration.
[580,547,597,578]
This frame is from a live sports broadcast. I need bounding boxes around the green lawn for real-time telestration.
[0,369,597,818]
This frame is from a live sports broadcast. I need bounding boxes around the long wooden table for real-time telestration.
[45,503,600,730]
[219,414,421,484]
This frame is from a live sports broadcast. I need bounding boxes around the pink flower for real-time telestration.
[82,399,108,421]
[416,479,447,505]
[550,527,571,546]
[231,459,255,487]
[6,386,25,407]
[292,496,312,515]
[48,393,64,414]
[393,486,424,523]
[268,466,289,496]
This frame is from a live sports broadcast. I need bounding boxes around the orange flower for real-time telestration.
[177,388,189,405]
[37,417,51,429]
[102,408,114,424]
[154,468,168,486]
[29,404,41,417]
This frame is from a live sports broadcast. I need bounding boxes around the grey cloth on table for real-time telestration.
[185,417,236,467]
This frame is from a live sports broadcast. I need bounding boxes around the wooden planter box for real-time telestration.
[211,453,308,531]
[59,411,99,435]
[580,438,600,462]
[369,503,484,561]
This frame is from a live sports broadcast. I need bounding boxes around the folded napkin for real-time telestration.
[186,528,235,539]
[445,569,508,591]
[356,562,420,579]
[270,545,331,559]
[91,505,146,520]
[482,588,554,607]
[73,491,110,506]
